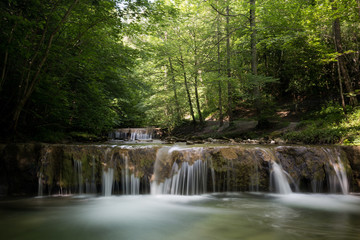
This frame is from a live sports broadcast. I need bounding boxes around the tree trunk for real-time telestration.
[180,49,196,124]
[250,0,260,113]
[336,62,347,114]
[332,3,358,106]
[217,10,223,127]
[250,0,257,76]
[226,5,233,125]
[1,23,17,92]
[193,33,204,125]
[168,57,181,122]
[194,72,203,124]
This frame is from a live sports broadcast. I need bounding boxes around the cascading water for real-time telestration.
[130,130,152,141]
[37,173,43,197]
[102,168,114,196]
[151,147,215,195]
[152,160,209,195]
[3,143,360,240]
[74,160,83,194]
[271,162,292,194]
[109,128,154,141]
[130,174,140,195]
[31,144,356,197]
[323,148,349,194]
[37,147,51,197]
[210,162,216,193]
[121,154,140,195]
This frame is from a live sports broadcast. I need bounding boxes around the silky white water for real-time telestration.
[151,146,215,195]
[1,193,359,240]
[102,168,114,196]
[271,162,293,194]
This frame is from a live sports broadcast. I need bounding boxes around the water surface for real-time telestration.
[1,193,359,240]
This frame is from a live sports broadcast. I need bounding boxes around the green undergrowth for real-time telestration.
[283,104,360,145]
[32,130,105,143]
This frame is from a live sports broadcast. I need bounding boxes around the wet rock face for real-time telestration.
[205,147,270,192]
[274,147,328,192]
[0,144,42,196]
[341,146,360,192]
[0,143,359,196]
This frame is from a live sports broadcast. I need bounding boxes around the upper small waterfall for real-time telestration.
[108,128,157,141]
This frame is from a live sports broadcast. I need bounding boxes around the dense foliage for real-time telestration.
[0,0,359,143]
[0,0,149,141]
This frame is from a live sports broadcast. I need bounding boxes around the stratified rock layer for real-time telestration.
[0,143,359,196]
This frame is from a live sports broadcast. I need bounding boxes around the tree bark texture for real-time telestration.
[180,49,196,124]
[168,57,181,122]
[226,5,233,124]
[217,10,223,127]
[193,33,204,125]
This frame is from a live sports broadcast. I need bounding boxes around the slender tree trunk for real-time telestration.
[193,33,203,125]
[226,5,233,125]
[180,49,196,124]
[250,0,257,76]
[332,2,358,106]
[1,23,17,92]
[194,73,203,124]
[250,0,260,113]
[336,62,347,114]
[10,0,80,132]
[168,57,181,122]
[217,10,223,127]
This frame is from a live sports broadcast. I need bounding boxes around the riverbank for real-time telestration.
[169,104,360,146]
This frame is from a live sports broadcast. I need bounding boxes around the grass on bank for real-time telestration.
[283,103,360,145]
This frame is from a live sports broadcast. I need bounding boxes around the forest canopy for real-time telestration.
[0,0,359,142]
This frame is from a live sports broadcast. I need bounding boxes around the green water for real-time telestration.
[0,193,359,240]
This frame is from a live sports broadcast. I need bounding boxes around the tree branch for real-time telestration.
[204,0,250,20]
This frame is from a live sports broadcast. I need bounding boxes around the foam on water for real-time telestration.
[275,193,360,213]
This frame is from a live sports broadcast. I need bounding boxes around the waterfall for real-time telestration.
[151,160,210,195]
[323,148,349,194]
[109,128,154,141]
[311,179,323,193]
[211,164,216,193]
[38,173,43,197]
[130,174,140,195]
[91,156,97,193]
[102,168,114,196]
[121,154,140,195]
[271,162,292,194]
[130,129,152,141]
[28,144,356,197]
[151,147,215,195]
[74,160,83,194]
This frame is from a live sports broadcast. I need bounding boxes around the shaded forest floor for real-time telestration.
[170,103,360,145]
[170,106,301,144]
